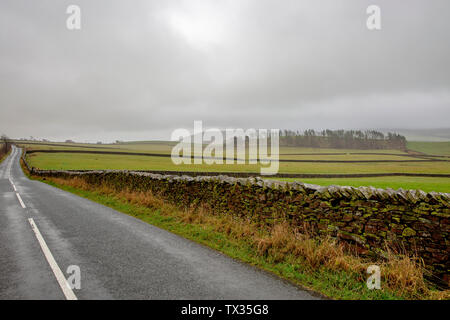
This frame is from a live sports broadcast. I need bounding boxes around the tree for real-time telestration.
[279,129,406,150]
[1,134,10,155]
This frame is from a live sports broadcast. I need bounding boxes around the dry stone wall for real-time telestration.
[27,166,450,284]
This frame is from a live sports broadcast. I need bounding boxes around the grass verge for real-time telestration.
[26,170,449,300]
[0,148,11,164]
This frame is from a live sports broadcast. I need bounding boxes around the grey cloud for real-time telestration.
[0,0,449,142]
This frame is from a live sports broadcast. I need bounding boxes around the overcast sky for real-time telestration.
[1,0,449,142]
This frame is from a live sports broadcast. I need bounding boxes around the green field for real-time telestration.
[407,141,450,156]
[272,177,450,193]
[25,152,450,173]
[18,141,412,157]
[15,140,176,154]
[19,140,450,193]
[279,146,406,155]
[278,154,418,161]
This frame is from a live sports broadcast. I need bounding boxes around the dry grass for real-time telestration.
[0,144,11,163]
[256,223,364,272]
[41,175,450,300]
[252,223,450,299]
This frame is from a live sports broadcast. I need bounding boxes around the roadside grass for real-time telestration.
[31,173,450,300]
[0,147,11,164]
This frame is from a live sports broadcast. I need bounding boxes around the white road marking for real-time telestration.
[28,218,78,300]
[9,178,17,191]
[16,192,26,208]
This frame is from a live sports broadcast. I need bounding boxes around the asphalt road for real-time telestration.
[0,146,318,300]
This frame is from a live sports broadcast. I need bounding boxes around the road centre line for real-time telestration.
[28,218,78,300]
[15,192,26,209]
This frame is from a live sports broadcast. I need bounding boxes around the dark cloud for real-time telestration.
[1,0,449,142]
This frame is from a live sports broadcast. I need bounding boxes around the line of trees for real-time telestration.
[279,129,407,150]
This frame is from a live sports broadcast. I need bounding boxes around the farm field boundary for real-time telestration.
[22,149,450,179]
[25,149,450,164]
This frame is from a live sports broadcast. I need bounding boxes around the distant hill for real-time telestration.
[407,141,450,156]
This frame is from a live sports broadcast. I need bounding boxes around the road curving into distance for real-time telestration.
[0,146,319,300]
